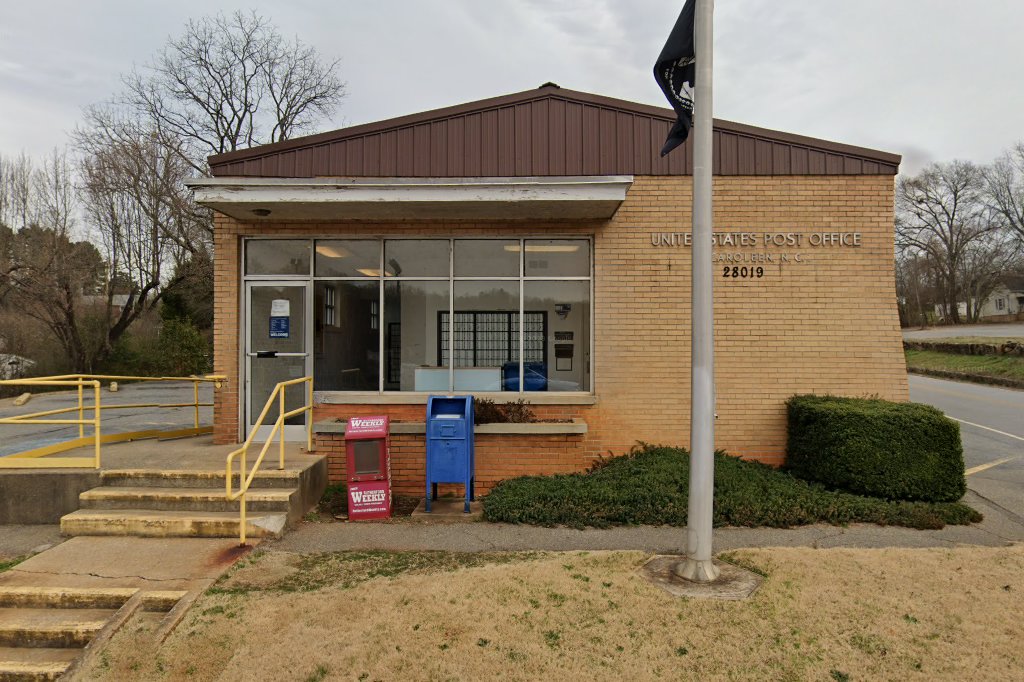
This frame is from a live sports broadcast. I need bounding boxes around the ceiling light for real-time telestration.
[316,244,351,259]
[503,244,581,253]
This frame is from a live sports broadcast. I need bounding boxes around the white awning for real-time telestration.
[186,176,633,221]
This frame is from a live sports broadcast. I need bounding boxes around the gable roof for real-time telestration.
[208,83,901,178]
[1002,274,1024,293]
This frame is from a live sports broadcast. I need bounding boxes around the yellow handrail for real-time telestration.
[0,378,101,467]
[0,374,225,468]
[226,376,314,545]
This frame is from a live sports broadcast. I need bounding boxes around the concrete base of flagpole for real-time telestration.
[639,556,762,600]
[674,557,721,583]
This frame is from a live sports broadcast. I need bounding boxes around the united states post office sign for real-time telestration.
[650,230,863,279]
[649,231,862,248]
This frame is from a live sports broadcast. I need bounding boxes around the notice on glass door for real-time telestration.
[269,299,290,339]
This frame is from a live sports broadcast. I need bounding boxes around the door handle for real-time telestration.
[249,352,308,358]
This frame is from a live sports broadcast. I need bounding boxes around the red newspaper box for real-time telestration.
[344,415,392,520]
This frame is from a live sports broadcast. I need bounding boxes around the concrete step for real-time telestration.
[100,469,301,490]
[79,486,295,513]
[0,588,134,611]
[0,608,114,648]
[0,646,79,682]
[60,509,287,539]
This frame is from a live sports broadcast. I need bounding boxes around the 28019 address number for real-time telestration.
[722,266,764,278]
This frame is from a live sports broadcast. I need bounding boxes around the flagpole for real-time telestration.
[675,0,719,583]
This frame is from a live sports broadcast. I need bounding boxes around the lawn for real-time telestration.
[905,348,1024,382]
[481,445,980,530]
[907,336,1023,346]
[79,546,1024,681]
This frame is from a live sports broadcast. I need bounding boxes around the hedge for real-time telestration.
[785,395,966,503]
[482,444,980,529]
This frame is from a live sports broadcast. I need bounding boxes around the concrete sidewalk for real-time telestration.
[4,494,1021,564]
[0,537,246,591]
[269,490,1024,554]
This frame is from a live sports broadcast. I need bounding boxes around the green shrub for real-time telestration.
[156,318,211,376]
[785,395,965,503]
[481,444,980,530]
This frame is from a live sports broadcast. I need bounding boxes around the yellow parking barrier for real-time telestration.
[0,374,226,469]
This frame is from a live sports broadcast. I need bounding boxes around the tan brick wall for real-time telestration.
[213,175,908,481]
[316,430,590,495]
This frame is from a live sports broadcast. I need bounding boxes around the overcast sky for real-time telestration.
[2,0,1022,176]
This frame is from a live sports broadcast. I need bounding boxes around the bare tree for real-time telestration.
[123,10,345,174]
[0,152,36,229]
[0,150,106,370]
[76,111,200,362]
[961,234,1020,322]
[985,142,1024,245]
[896,161,996,324]
[895,251,939,328]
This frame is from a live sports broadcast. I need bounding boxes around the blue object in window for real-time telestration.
[502,362,548,391]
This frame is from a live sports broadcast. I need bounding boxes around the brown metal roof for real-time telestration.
[208,84,901,178]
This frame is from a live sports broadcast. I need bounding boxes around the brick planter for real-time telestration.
[315,420,589,496]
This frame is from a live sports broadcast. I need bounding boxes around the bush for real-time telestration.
[786,395,965,503]
[474,398,536,424]
[482,444,980,530]
[156,318,210,376]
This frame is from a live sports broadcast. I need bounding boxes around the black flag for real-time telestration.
[654,0,696,156]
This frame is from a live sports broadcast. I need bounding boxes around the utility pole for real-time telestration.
[674,0,719,584]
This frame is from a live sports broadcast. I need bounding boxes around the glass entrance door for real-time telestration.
[245,282,310,440]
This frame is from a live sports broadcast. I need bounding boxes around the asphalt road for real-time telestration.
[0,382,213,457]
[908,374,1024,522]
[902,322,1024,339]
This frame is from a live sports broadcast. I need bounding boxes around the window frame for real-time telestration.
[241,236,593,397]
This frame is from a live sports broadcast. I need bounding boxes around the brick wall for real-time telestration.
[316,430,589,495]
[213,174,908,483]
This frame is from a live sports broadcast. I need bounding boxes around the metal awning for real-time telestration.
[186,176,633,222]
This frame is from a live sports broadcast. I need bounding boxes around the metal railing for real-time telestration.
[226,376,314,545]
[0,374,224,468]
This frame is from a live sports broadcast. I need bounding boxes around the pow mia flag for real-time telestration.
[654,0,696,156]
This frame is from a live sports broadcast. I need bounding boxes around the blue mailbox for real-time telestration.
[425,395,475,513]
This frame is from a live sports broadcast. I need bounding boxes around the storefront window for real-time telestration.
[246,240,310,275]
[314,240,380,277]
[383,280,450,391]
[245,238,592,394]
[385,240,449,277]
[454,239,519,277]
[522,239,590,277]
[450,282,520,391]
[523,280,590,391]
[314,281,379,390]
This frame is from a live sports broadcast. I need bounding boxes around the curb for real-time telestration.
[907,367,1024,390]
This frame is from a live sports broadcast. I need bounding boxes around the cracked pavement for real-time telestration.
[0,537,245,592]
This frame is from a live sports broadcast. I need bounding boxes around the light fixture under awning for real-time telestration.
[503,244,581,253]
[315,244,351,259]
[186,176,633,222]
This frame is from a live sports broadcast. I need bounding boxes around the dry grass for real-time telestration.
[81,545,1024,681]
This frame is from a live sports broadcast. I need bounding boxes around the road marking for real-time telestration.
[948,417,1022,475]
[949,417,1024,442]
[965,457,1018,476]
